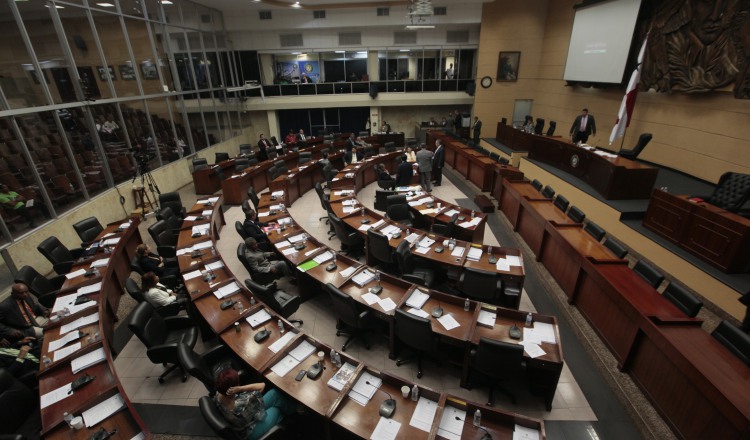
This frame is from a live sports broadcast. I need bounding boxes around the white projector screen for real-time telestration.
[563,0,642,84]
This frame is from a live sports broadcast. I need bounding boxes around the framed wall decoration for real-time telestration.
[97,65,115,81]
[497,51,520,82]
[140,62,158,80]
[119,64,136,80]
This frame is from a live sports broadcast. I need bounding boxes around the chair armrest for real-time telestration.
[164,315,195,330]
[201,344,231,365]
[164,257,178,267]
[49,274,67,289]
[146,344,180,365]
[402,273,426,285]
[157,245,177,258]
[70,248,85,259]
[53,261,74,275]
[37,292,57,309]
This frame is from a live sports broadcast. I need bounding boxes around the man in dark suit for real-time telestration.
[345,134,357,164]
[569,108,596,144]
[454,110,462,130]
[395,155,413,187]
[472,116,482,147]
[433,139,445,186]
[415,145,434,192]
[257,134,272,161]
[242,209,271,251]
[0,283,49,342]
[297,129,307,142]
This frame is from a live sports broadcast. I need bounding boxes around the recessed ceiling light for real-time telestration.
[405,25,435,30]
[356,51,367,54]
[335,51,345,53]
[291,52,301,55]
[400,49,410,52]
[45,4,64,8]
[159,0,173,4]
[291,1,301,8]
[96,2,115,7]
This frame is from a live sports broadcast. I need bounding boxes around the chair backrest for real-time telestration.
[314,182,329,210]
[553,195,569,212]
[298,152,312,164]
[247,186,260,210]
[125,278,146,302]
[395,240,415,274]
[72,217,103,244]
[375,190,396,211]
[148,219,178,247]
[192,157,208,171]
[157,207,181,231]
[707,172,750,213]
[237,243,253,275]
[583,220,606,242]
[632,260,664,289]
[15,265,55,297]
[460,267,499,301]
[235,221,249,240]
[662,283,703,318]
[603,237,628,259]
[546,121,556,136]
[244,278,283,313]
[534,118,545,135]
[394,308,433,351]
[386,203,410,222]
[620,133,653,159]
[711,321,750,366]
[323,164,338,181]
[541,185,555,199]
[328,211,352,244]
[178,342,214,393]
[531,179,543,191]
[127,301,167,348]
[37,236,75,266]
[0,369,36,434]
[364,146,375,158]
[386,194,406,208]
[384,142,396,152]
[198,396,244,440]
[159,192,185,218]
[368,229,394,265]
[215,152,230,163]
[270,136,280,146]
[234,158,250,173]
[239,144,252,155]
[567,206,585,223]
[274,160,288,173]
[473,337,524,378]
[267,150,278,160]
[325,283,364,329]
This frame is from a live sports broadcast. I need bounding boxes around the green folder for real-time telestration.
[297,260,320,272]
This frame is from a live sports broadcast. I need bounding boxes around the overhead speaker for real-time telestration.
[465,81,475,96]
[369,84,378,99]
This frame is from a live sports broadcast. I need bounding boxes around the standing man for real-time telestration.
[570,108,596,144]
[445,63,455,79]
[445,112,455,132]
[395,155,413,187]
[257,134,272,162]
[454,110,462,131]
[416,145,434,193]
[433,139,445,186]
[0,283,50,341]
[472,116,482,147]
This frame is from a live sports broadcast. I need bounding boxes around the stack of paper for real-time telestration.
[495,258,511,271]
[513,424,540,440]
[404,233,420,244]
[53,341,82,362]
[371,417,401,440]
[65,268,87,279]
[101,237,120,246]
[201,209,212,216]
[313,251,334,264]
[450,247,465,257]
[90,258,109,268]
[407,308,430,318]
[118,222,131,229]
[192,224,210,236]
[246,309,272,328]
[380,225,401,239]
[275,240,291,249]
[419,237,435,248]
[409,397,439,432]
[205,260,224,271]
[437,406,466,440]
[352,269,376,287]
[348,371,381,406]
[406,289,429,309]
[71,347,106,373]
[40,382,73,408]
[327,362,357,391]
[49,331,84,352]
[507,255,523,267]
[272,190,284,197]
[207,196,220,203]
[371,219,385,229]
[82,393,126,428]
[477,309,497,328]
[339,266,357,278]
[184,270,202,281]
[60,313,99,335]
[444,209,459,217]
[524,322,556,344]
[268,332,296,353]
[466,247,483,262]
[77,282,102,295]
[213,282,241,299]
[288,233,307,243]
[194,241,213,251]
[184,215,199,222]
[270,340,316,377]
[437,314,460,331]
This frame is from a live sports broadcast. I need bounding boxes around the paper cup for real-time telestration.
[401,385,410,398]
[71,416,84,429]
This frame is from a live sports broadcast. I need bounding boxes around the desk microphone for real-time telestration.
[366,381,396,418]
[369,271,383,295]
[431,301,444,318]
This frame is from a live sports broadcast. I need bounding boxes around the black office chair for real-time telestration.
[325,283,374,351]
[567,206,586,223]
[377,178,396,191]
[603,237,628,259]
[148,219,178,257]
[245,278,302,326]
[236,243,278,285]
[328,212,365,257]
[711,321,750,366]
[14,265,64,308]
[385,198,414,227]
[247,186,260,211]
[37,236,85,275]
[239,144,252,156]
[383,142,396,152]
[127,301,199,384]
[470,337,525,406]
[583,221,606,242]
[192,157,208,171]
[632,260,664,289]
[374,190,396,211]
[198,396,286,440]
[0,369,38,436]
[178,343,246,396]
[247,157,259,166]
[546,121,556,136]
[534,118,545,135]
[395,240,436,287]
[541,185,555,199]
[367,229,395,268]
[268,165,280,182]
[394,308,437,378]
[72,216,103,246]
[156,206,182,234]
[364,146,375,158]
[298,151,312,164]
[267,150,279,161]
[274,160,288,174]
[323,164,339,182]
[531,179,543,192]
[459,267,502,303]
[502,279,523,310]
[432,213,458,238]
[125,277,181,317]
[662,283,703,318]
[125,278,146,302]
[702,172,750,213]
[235,221,249,240]
[159,192,187,219]
[215,152,230,163]
[618,133,652,160]
[234,158,250,174]
[553,195,569,212]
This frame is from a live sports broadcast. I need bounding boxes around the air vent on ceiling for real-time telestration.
[434,7,447,16]
[377,7,389,16]
[394,31,417,45]
[447,30,469,43]
[339,32,361,46]
[280,34,304,48]
[259,10,272,20]
[200,14,211,23]
[313,10,326,19]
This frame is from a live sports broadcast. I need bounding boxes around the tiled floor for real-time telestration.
[115,170,596,424]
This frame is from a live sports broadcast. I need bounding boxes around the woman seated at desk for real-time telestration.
[142,272,189,310]
[214,368,297,440]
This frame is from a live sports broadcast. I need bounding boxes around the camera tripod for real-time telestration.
[132,168,161,219]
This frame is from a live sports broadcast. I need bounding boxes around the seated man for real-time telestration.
[284,129,297,145]
[0,336,40,381]
[141,272,189,309]
[395,155,414,187]
[318,152,331,169]
[377,164,395,189]
[0,283,50,342]
[0,184,35,228]
[243,209,271,251]
[243,237,295,284]
[136,244,180,278]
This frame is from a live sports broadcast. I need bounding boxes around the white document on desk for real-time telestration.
[477,310,496,328]
[246,309,272,328]
[53,341,82,362]
[289,340,316,362]
[533,322,556,343]
[40,382,73,408]
[183,270,202,280]
[444,209,459,217]
[77,282,102,295]
[71,347,107,373]
[90,258,109,268]
[60,313,99,335]
[406,289,429,309]
[313,251,334,264]
[304,247,321,257]
[281,248,297,256]
[378,297,397,312]
[450,247,465,257]
[49,331,82,352]
[339,266,357,278]
[214,282,241,299]
[437,406,466,440]
[437,314,460,331]
[271,354,300,377]
[205,260,224,271]
[184,216,198,221]
[275,240,291,249]
[407,308,430,319]
[496,258,511,272]
[466,247,483,261]
[65,268,87,279]
[514,424,541,440]
[361,292,380,306]
[370,417,401,440]
[268,331,296,353]
[521,342,546,358]
[53,292,80,313]
[415,246,430,255]
[82,393,126,428]
[288,234,306,243]
[506,255,522,266]
[409,397,439,433]
[194,241,213,250]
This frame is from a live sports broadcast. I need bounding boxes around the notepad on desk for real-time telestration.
[361,292,380,306]
[53,341,81,362]
[437,406,466,440]
[77,282,102,295]
[406,289,429,309]
[407,308,430,319]
[348,371,380,406]
[450,247,465,257]
[466,247,483,262]
[65,268,87,279]
[205,260,224,271]
[268,332,295,353]
[437,314,460,331]
[246,309,272,328]
[82,393,126,428]
[514,424,541,440]
[60,313,99,335]
[371,417,402,440]
[477,309,496,328]
[72,347,106,373]
[339,266,357,278]
[352,269,375,287]
[40,382,73,409]
[327,362,356,391]
[409,397,439,433]
[49,331,83,352]
[214,282,241,299]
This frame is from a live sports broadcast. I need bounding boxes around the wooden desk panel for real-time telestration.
[516,200,576,257]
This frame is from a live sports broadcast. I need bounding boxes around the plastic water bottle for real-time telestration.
[334,351,342,367]
[250,296,256,306]
[42,355,51,367]
[330,348,337,366]
[64,412,73,428]
[525,312,533,327]
[473,409,481,427]
[411,384,419,401]
[464,297,470,311]
[277,319,284,334]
